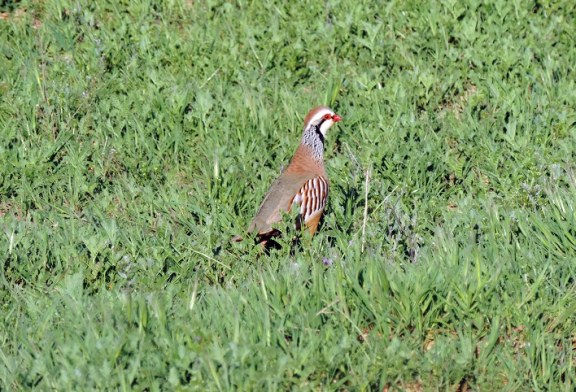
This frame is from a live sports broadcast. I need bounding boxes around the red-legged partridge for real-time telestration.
[248,106,342,246]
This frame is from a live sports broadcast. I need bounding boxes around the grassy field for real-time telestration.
[1,0,575,390]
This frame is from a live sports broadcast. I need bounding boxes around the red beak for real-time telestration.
[332,114,342,122]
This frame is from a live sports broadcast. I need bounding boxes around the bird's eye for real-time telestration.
[323,113,332,120]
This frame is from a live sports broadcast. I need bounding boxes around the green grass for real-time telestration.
[1,0,575,390]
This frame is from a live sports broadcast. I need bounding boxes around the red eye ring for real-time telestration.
[323,113,332,120]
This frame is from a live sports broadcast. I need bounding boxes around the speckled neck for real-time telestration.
[301,124,324,162]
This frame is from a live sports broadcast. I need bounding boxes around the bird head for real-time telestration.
[303,106,342,137]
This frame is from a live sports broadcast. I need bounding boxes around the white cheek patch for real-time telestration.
[319,119,334,136]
